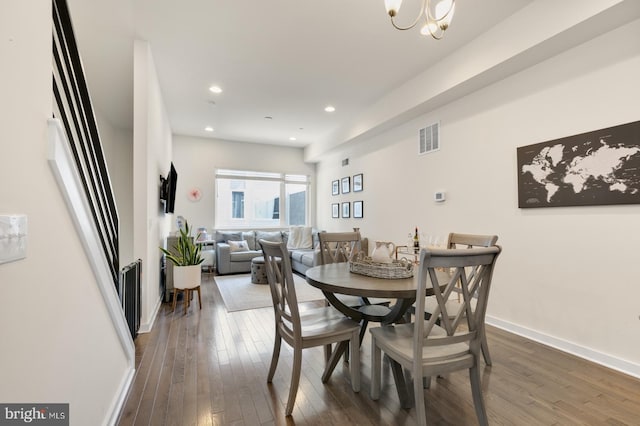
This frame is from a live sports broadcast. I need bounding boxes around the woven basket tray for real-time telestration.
[349,255,414,279]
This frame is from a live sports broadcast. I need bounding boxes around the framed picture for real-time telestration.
[331,203,339,218]
[332,180,339,196]
[353,174,363,192]
[517,120,640,208]
[342,202,350,218]
[353,200,363,218]
[341,176,350,194]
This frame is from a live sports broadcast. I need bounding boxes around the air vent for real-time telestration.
[342,158,349,166]
[419,122,440,154]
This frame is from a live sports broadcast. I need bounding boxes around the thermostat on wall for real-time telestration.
[434,191,446,202]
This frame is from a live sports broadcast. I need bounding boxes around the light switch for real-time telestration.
[0,214,28,264]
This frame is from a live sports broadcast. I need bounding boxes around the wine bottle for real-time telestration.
[413,227,420,253]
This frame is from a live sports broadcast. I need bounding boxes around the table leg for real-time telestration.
[322,341,349,383]
[387,355,413,408]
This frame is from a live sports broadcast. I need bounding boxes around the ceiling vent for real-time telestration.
[419,122,440,155]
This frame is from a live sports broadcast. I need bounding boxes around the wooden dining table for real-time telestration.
[305,262,446,407]
[305,262,424,326]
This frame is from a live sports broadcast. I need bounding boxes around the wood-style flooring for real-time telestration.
[117,274,640,425]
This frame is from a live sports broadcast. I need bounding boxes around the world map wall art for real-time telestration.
[517,120,640,208]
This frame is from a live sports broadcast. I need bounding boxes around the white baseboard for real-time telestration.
[105,365,135,426]
[486,315,640,380]
[138,295,162,334]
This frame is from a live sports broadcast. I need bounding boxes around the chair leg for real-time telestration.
[414,369,427,425]
[423,376,432,389]
[322,341,348,383]
[196,286,202,310]
[370,336,381,400]
[285,346,303,416]
[481,332,492,365]
[324,344,332,363]
[267,334,282,383]
[469,364,489,426]
[171,288,178,312]
[349,332,360,392]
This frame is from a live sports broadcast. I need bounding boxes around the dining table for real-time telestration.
[305,262,447,407]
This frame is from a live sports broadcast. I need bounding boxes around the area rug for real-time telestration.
[215,273,325,312]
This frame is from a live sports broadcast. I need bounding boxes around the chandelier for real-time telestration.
[384,0,455,40]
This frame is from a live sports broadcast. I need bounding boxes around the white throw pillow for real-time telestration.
[287,226,313,249]
[228,240,249,252]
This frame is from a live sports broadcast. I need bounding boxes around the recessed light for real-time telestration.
[324,105,335,112]
[289,137,297,141]
[209,85,222,94]
[205,126,214,132]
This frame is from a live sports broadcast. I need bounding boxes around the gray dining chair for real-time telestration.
[317,231,365,308]
[424,233,498,365]
[317,231,391,343]
[259,239,361,416]
[370,246,502,426]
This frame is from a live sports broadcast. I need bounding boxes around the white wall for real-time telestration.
[316,19,640,376]
[0,1,130,424]
[172,135,316,232]
[97,112,134,266]
[133,40,173,332]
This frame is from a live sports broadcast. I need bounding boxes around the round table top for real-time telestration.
[305,262,433,299]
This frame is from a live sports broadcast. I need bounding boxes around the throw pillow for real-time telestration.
[228,240,250,253]
[287,226,313,249]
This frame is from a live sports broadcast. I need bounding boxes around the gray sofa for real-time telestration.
[214,229,321,275]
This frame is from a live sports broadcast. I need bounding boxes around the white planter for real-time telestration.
[173,264,201,290]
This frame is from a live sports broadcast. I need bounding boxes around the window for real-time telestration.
[216,169,309,228]
[231,191,244,218]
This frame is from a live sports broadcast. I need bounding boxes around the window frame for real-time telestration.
[215,168,310,229]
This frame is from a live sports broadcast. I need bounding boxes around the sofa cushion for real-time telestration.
[287,226,313,249]
[229,240,250,252]
[229,250,262,262]
[290,248,316,267]
[215,231,242,243]
[256,230,283,246]
[242,231,256,250]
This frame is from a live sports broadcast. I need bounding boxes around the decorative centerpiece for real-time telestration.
[349,252,414,279]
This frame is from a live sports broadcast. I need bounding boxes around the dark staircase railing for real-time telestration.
[52,0,120,290]
[120,260,142,339]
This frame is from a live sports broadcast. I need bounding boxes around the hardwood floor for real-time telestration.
[118,274,640,425]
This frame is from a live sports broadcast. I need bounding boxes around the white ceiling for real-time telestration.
[68,0,533,149]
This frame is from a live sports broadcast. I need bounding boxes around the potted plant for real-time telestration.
[160,221,204,309]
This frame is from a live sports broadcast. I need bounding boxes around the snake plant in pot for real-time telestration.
[160,221,204,297]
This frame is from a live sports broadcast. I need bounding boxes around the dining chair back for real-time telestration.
[370,246,501,425]
[438,232,498,365]
[318,231,362,264]
[317,231,390,343]
[259,239,361,416]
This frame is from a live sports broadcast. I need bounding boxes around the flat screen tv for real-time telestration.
[160,162,177,214]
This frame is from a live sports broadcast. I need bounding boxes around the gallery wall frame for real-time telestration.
[353,200,363,218]
[353,174,363,192]
[341,176,350,194]
[331,203,339,218]
[517,120,640,208]
[332,180,339,196]
[341,202,350,218]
